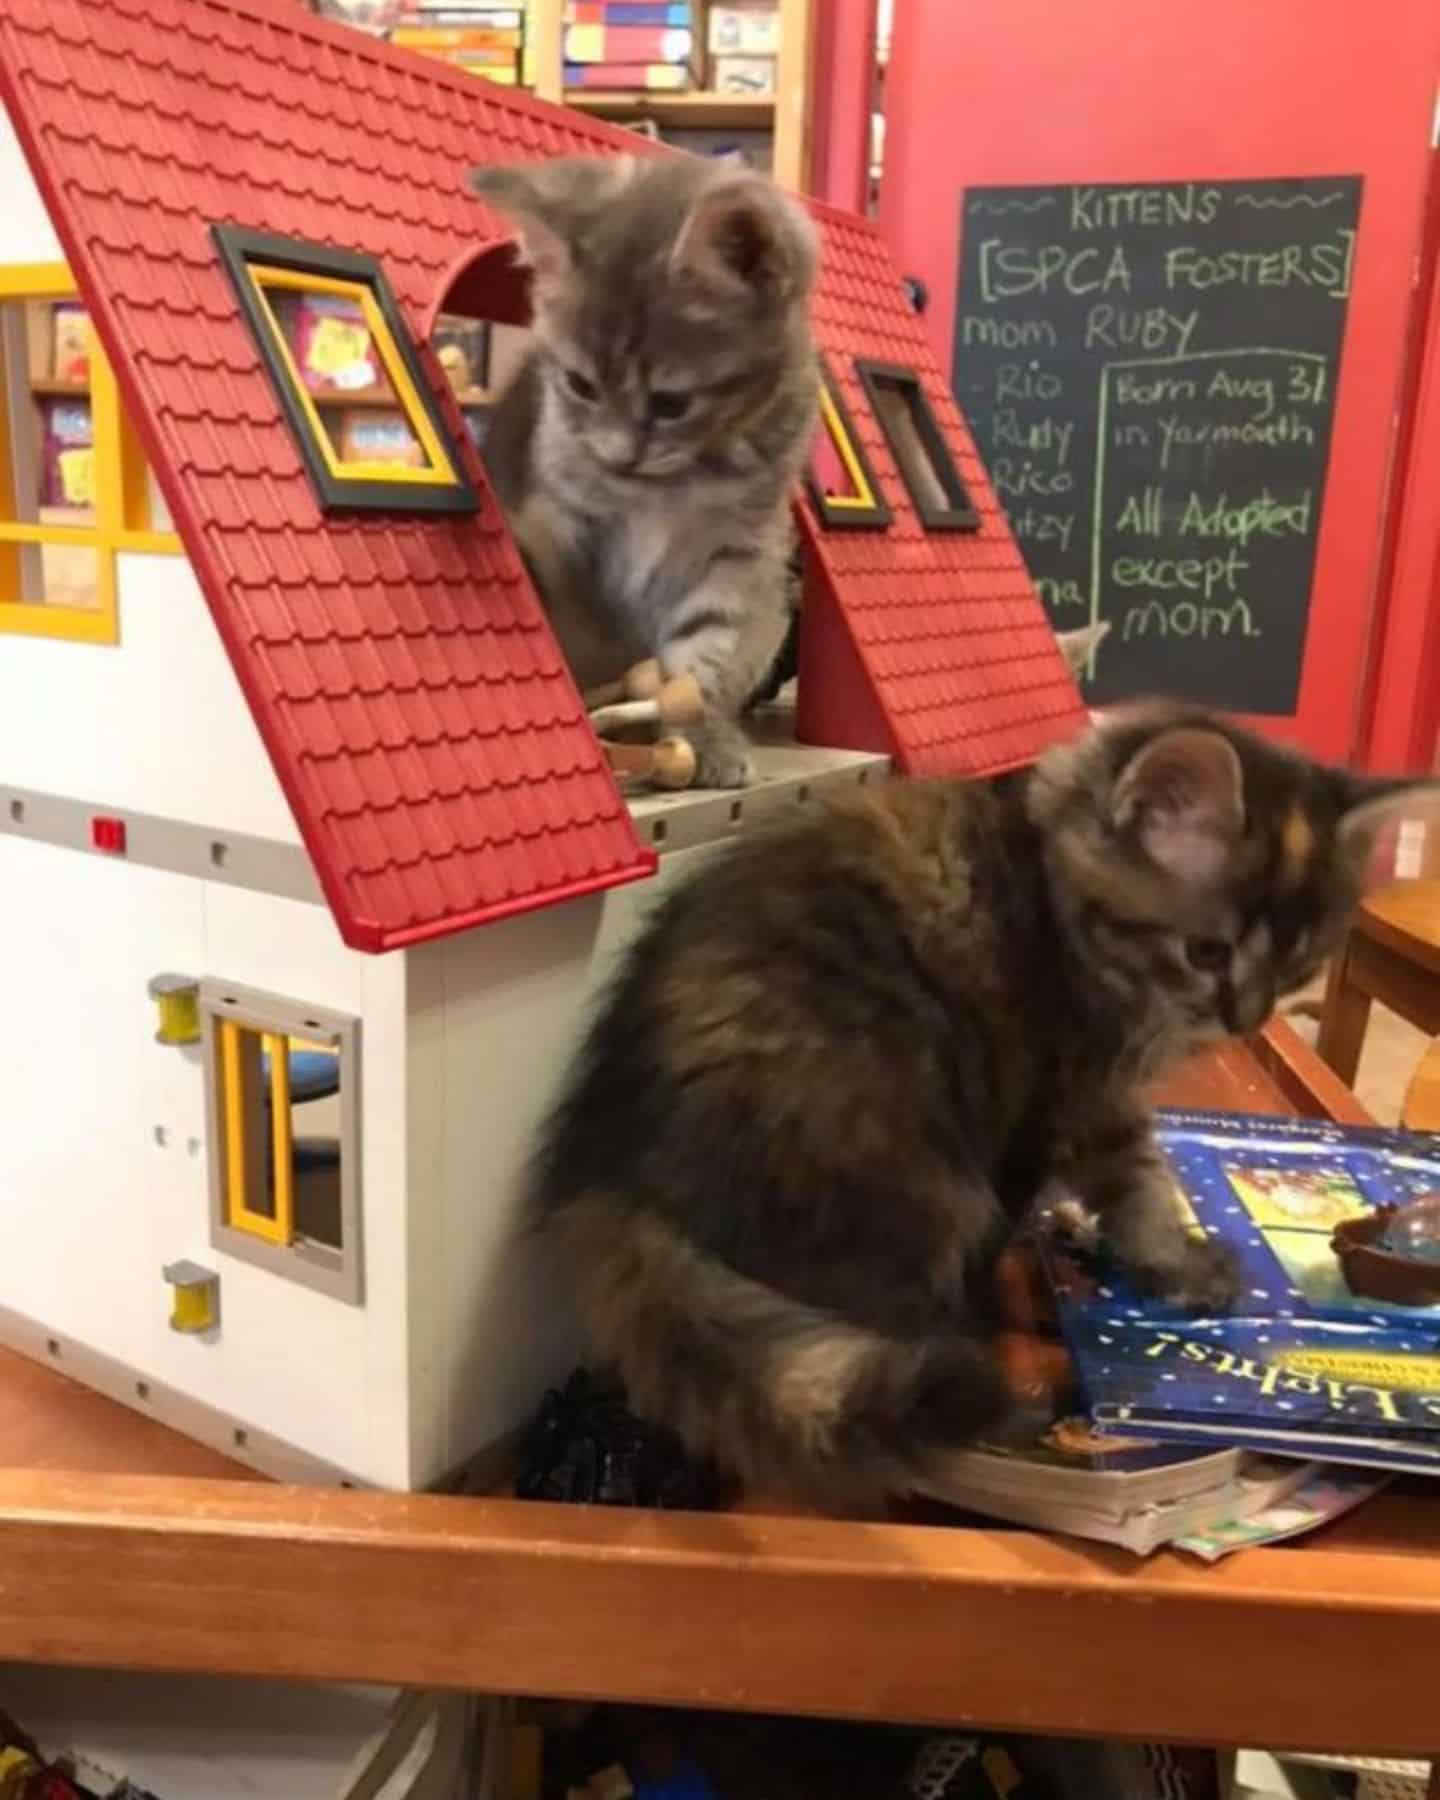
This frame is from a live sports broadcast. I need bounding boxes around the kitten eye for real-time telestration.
[565,369,598,402]
[648,390,692,422]
[1185,937,1231,974]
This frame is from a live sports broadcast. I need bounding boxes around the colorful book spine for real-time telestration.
[404,2,524,18]
[391,25,521,48]
[566,3,692,23]
[563,23,692,62]
[563,60,690,88]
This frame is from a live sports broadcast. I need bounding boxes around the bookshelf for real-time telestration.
[359,0,819,191]
[565,90,776,132]
[535,0,815,191]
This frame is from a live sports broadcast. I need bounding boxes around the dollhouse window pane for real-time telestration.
[203,985,361,1304]
[37,543,101,610]
[1,294,102,611]
[259,281,427,473]
[1,298,95,527]
[857,360,980,532]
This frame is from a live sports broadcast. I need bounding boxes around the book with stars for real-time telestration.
[1046,1109,1440,1475]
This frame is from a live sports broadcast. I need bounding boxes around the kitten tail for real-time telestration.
[550,1194,1015,1509]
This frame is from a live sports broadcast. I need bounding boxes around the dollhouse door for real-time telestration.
[878,0,1440,762]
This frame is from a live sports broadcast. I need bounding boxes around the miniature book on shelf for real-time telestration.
[1047,1109,1440,1475]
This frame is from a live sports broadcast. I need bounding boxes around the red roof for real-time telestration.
[798,201,1087,777]
[0,0,1083,954]
[0,0,656,953]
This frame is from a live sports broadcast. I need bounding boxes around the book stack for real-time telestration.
[388,2,528,86]
[563,2,696,93]
[708,2,779,96]
[923,1417,1324,1556]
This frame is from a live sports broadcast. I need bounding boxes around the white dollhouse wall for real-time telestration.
[0,115,418,1486]
[404,844,719,1485]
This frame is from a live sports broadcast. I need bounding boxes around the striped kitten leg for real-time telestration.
[1065,1104,1241,1311]
[657,546,790,790]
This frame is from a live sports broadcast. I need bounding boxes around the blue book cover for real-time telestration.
[1047,1109,1440,1474]
[598,4,693,22]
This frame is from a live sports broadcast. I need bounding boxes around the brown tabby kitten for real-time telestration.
[471,154,820,788]
[530,705,1439,1504]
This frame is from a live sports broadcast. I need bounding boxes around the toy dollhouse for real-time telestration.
[0,0,1083,1488]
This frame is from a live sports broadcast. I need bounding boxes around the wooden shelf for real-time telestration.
[310,386,491,409]
[29,378,90,397]
[565,90,775,131]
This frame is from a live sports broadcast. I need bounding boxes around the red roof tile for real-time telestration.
[0,0,655,952]
[1,0,1082,953]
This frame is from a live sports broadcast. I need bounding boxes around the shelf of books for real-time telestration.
[309,0,815,189]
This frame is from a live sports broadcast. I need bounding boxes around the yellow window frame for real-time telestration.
[247,264,460,489]
[816,386,883,514]
[805,355,892,531]
[0,262,182,646]
[217,1018,296,1247]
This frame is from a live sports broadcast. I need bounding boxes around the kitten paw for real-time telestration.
[1044,1193,1102,1252]
[687,728,755,789]
[1137,1236,1242,1314]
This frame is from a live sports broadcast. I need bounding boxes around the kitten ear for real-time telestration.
[1112,727,1246,888]
[468,162,576,288]
[470,157,637,289]
[1334,772,1440,888]
[1055,618,1110,676]
[670,175,818,305]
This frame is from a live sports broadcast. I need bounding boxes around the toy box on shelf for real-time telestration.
[0,0,1083,1492]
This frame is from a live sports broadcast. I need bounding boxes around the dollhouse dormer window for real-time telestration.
[856,360,980,532]
[805,355,891,530]
[0,264,180,645]
[213,227,477,517]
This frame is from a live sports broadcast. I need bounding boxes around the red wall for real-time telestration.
[879,0,1440,764]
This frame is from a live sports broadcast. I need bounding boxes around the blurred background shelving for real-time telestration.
[307,0,820,191]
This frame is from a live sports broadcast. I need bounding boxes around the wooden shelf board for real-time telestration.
[29,378,90,398]
[2,1464,1440,1752]
[566,90,775,130]
[311,387,490,409]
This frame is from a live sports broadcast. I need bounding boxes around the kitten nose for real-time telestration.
[593,428,641,471]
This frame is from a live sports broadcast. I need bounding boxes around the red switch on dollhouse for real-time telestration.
[91,815,127,854]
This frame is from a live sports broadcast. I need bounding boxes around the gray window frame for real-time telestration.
[201,980,363,1306]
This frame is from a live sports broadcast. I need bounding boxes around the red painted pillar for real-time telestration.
[808,0,877,212]
[1360,152,1440,774]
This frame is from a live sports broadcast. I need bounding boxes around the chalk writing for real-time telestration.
[954,176,1361,711]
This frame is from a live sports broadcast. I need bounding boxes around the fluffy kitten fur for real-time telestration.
[472,154,820,788]
[530,705,1439,1504]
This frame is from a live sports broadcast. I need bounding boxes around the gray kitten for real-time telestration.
[470,154,820,788]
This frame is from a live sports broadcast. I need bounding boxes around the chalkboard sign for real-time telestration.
[953,177,1362,713]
